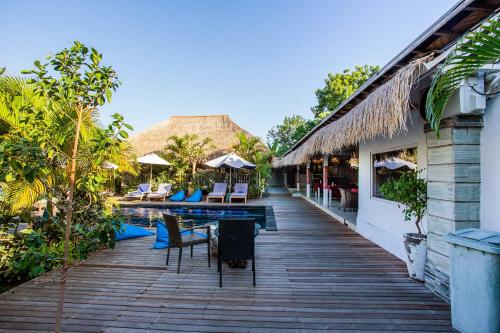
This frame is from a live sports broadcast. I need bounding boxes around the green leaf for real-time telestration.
[105,89,112,102]
[118,130,128,138]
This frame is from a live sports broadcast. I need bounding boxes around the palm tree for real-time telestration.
[426,16,499,134]
[232,132,266,163]
[162,134,213,179]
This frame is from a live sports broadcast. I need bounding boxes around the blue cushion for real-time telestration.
[170,190,185,202]
[186,189,203,202]
[115,223,154,241]
[152,221,208,249]
[138,183,150,193]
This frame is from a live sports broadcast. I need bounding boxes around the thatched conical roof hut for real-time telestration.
[128,115,253,156]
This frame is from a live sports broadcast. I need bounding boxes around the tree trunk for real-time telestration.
[46,190,53,223]
[55,109,83,333]
[415,216,422,235]
[192,161,196,176]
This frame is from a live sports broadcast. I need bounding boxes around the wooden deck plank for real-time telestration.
[0,194,454,332]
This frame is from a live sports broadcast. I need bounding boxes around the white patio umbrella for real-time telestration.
[374,157,417,170]
[102,161,119,193]
[137,153,171,189]
[205,153,256,190]
[102,161,118,170]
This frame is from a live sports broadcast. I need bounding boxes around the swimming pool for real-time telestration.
[115,205,276,230]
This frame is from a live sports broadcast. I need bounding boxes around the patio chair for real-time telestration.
[229,183,249,204]
[218,219,255,287]
[339,188,358,211]
[148,183,172,201]
[162,213,211,273]
[206,182,227,203]
[124,183,150,201]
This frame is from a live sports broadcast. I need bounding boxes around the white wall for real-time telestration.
[356,110,428,261]
[480,94,500,232]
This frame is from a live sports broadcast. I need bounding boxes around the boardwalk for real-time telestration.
[0,194,453,332]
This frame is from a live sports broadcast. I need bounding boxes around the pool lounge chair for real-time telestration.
[229,183,248,204]
[206,183,227,203]
[124,183,150,201]
[148,183,172,201]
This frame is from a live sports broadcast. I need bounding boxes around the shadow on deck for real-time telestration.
[0,194,453,332]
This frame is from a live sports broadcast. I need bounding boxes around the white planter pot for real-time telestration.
[403,233,427,282]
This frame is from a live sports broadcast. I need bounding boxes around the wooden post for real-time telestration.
[296,165,300,191]
[322,154,329,206]
[283,170,288,188]
[306,161,311,198]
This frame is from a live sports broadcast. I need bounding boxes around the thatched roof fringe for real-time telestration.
[272,55,433,168]
[129,115,253,156]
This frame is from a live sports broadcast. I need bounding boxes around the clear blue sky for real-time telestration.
[1,0,457,140]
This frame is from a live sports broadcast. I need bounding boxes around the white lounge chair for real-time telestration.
[148,183,172,201]
[124,183,150,201]
[229,183,248,204]
[206,182,227,203]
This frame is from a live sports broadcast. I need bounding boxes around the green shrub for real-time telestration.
[379,169,427,234]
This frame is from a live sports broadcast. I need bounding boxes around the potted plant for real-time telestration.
[379,169,427,281]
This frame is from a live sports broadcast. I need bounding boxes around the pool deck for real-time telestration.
[0,193,454,332]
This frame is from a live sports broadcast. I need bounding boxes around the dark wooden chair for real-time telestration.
[162,213,211,273]
[217,219,255,287]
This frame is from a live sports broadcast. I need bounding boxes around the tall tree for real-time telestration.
[267,115,315,156]
[267,65,379,157]
[311,65,380,119]
[22,41,120,332]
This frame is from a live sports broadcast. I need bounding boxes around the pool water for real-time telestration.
[115,205,269,230]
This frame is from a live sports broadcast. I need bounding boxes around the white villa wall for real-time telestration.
[356,110,428,261]
[480,94,500,232]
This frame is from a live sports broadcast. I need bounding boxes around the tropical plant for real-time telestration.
[426,16,500,134]
[162,134,213,180]
[19,41,121,332]
[379,170,427,235]
[232,132,273,197]
[232,132,267,163]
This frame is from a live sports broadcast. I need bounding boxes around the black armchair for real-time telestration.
[217,218,256,287]
[162,213,211,273]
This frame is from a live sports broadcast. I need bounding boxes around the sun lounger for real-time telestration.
[148,183,172,201]
[124,183,150,201]
[206,183,227,203]
[229,183,248,204]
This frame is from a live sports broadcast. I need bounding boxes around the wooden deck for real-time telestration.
[0,194,454,332]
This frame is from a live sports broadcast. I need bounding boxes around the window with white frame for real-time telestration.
[372,148,417,199]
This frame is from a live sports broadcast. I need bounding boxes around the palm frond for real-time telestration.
[426,15,500,134]
[4,176,54,214]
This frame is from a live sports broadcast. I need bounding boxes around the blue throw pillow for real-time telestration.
[115,223,154,241]
[186,189,202,202]
[170,190,185,202]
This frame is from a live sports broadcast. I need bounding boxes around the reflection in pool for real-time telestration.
[115,205,268,230]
